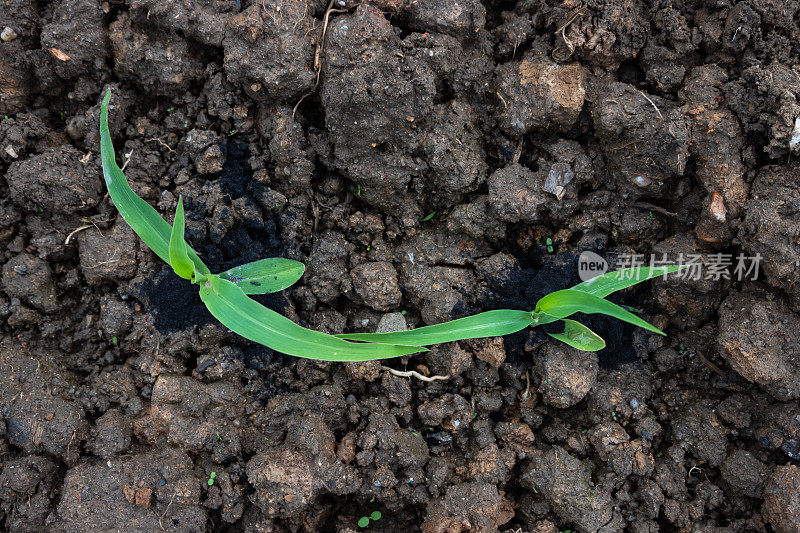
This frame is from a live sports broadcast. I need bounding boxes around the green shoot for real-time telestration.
[198,275,422,361]
[337,310,536,346]
[207,472,216,486]
[535,289,664,335]
[168,196,195,280]
[421,211,436,222]
[547,319,605,351]
[101,91,423,362]
[219,258,305,295]
[338,266,683,350]
[358,510,382,527]
[100,93,210,277]
[100,90,684,360]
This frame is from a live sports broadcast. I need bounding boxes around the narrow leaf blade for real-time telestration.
[100,91,209,275]
[536,289,664,335]
[169,196,195,279]
[571,265,686,298]
[219,258,305,295]
[336,310,535,346]
[548,319,606,351]
[199,275,426,361]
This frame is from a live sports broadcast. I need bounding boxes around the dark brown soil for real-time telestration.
[2,0,800,531]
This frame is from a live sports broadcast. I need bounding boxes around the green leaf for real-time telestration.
[169,196,195,280]
[336,310,535,346]
[548,319,606,351]
[199,275,426,361]
[358,517,370,528]
[100,91,209,275]
[370,511,382,521]
[535,289,664,335]
[571,265,686,298]
[421,211,436,222]
[219,258,305,295]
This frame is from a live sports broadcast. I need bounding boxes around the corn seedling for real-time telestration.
[100,91,683,361]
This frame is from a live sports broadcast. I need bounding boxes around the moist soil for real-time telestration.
[2,0,800,531]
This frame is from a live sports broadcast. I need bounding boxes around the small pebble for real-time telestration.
[1,27,18,42]
[630,398,639,409]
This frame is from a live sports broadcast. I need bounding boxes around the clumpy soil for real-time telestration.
[2,0,800,531]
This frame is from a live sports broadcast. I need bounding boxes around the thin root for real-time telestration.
[639,90,664,120]
[159,492,177,530]
[496,91,508,110]
[293,1,359,117]
[383,367,450,382]
[120,149,134,171]
[555,7,586,54]
[633,202,677,217]
[146,137,176,154]
[64,225,93,245]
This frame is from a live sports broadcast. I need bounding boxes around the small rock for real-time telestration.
[54,449,205,531]
[467,444,516,484]
[344,360,382,382]
[134,487,152,508]
[1,253,59,313]
[350,261,402,311]
[520,446,624,532]
[1,27,18,42]
[90,409,131,458]
[402,0,485,38]
[465,337,506,368]
[5,146,103,214]
[422,482,513,532]
[720,449,767,498]
[718,288,800,401]
[100,295,133,338]
[495,422,535,455]
[382,372,412,407]
[763,465,800,533]
[487,163,546,224]
[77,218,139,285]
[122,485,135,503]
[536,342,598,408]
[375,312,407,334]
[740,166,800,308]
[181,129,225,174]
[670,404,728,467]
[496,41,586,137]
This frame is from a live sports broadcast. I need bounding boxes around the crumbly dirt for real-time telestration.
[2,0,800,531]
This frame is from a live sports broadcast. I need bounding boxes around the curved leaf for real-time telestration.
[571,265,686,298]
[220,258,305,295]
[199,275,426,361]
[335,310,535,346]
[535,289,664,335]
[169,196,195,280]
[100,91,209,275]
[548,319,606,351]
